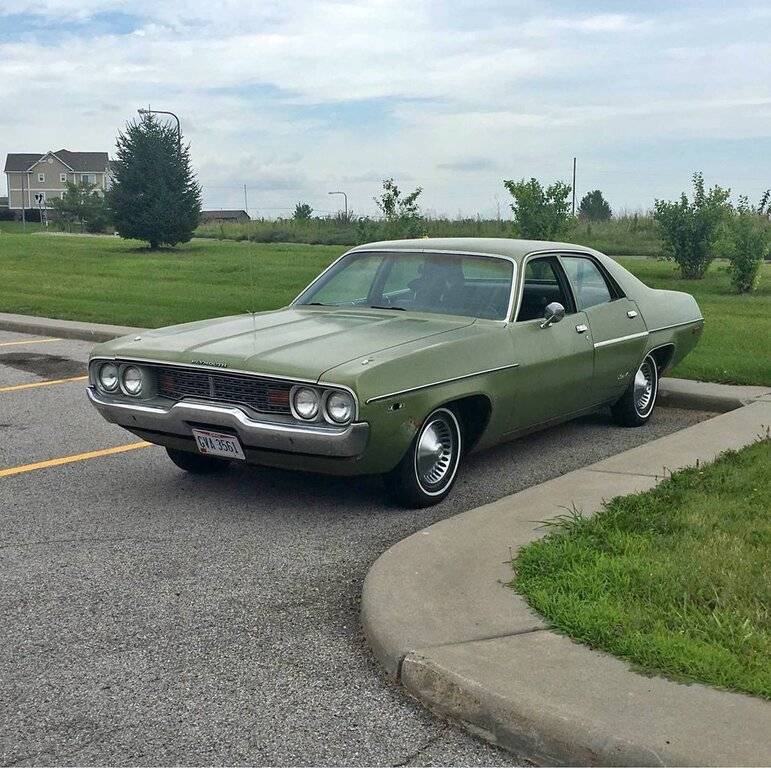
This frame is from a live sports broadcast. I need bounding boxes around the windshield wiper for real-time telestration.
[369,305,405,311]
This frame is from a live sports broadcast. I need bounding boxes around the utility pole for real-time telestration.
[243,184,248,216]
[572,157,577,217]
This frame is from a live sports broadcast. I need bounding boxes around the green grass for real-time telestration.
[0,232,342,327]
[0,220,47,234]
[512,439,771,699]
[0,232,768,385]
[617,258,771,386]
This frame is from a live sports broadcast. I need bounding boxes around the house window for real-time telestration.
[80,173,96,184]
[60,173,67,183]
[38,173,45,183]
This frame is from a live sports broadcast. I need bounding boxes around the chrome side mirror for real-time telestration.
[540,301,565,328]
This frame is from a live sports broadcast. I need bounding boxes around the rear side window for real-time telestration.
[561,256,613,310]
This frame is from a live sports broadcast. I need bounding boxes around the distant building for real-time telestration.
[4,150,111,211]
[200,209,251,223]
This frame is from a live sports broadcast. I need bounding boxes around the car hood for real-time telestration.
[99,307,475,381]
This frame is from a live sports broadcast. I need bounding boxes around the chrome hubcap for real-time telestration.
[634,358,656,416]
[416,416,455,487]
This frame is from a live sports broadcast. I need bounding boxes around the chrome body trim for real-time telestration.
[291,247,519,325]
[647,317,704,333]
[593,331,649,349]
[365,363,520,404]
[575,324,589,334]
[89,356,360,421]
[87,388,369,458]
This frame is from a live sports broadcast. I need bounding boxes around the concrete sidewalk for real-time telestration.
[362,398,771,766]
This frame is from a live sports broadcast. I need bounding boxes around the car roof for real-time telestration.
[348,237,604,264]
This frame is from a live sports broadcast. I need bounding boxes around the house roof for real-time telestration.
[4,150,110,173]
[200,209,251,220]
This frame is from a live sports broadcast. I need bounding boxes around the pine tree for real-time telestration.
[108,114,201,248]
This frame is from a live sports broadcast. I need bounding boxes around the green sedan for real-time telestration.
[87,238,703,507]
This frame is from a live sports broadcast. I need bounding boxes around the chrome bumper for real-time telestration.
[87,388,369,458]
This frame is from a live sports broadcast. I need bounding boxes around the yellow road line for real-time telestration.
[0,442,151,479]
[0,337,60,348]
[0,375,88,393]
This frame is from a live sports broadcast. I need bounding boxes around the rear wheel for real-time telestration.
[386,407,462,508]
[166,447,231,474]
[611,353,659,427]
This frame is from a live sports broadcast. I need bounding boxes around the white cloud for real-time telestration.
[0,1,769,214]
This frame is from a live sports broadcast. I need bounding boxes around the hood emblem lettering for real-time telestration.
[191,359,229,368]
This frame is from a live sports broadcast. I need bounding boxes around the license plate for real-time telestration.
[192,429,245,460]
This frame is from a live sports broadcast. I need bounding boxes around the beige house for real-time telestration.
[4,150,111,211]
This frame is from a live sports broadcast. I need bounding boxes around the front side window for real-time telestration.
[516,257,572,321]
[296,251,514,320]
[561,256,613,310]
[80,173,95,184]
[37,173,45,183]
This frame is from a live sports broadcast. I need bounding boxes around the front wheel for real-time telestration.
[166,447,231,474]
[611,353,659,427]
[385,407,463,508]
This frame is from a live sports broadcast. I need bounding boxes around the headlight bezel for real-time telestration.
[323,389,356,425]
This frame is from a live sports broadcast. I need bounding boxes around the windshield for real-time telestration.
[295,251,514,320]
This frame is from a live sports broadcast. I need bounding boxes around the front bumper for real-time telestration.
[87,387,370,458]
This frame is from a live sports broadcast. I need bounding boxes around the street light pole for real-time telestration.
[138,108,182,153]
[328,190,348,219]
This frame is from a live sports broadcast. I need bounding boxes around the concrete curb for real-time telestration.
[361,398,771,766]
[0,312,144,343]
[657,377,771,413]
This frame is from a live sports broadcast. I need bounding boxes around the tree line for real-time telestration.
[50,113,769,293]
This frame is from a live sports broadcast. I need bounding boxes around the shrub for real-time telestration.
[578,190,612,222]
[718,198,770,293]
[653,172,731,279]
[503,177,571,239]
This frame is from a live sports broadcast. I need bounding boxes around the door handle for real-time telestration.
[576,324,588,334]
[627,310,638,318]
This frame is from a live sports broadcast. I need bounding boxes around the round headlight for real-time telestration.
[325,390,355,424]
[122,365,144,396]
[98,362,119,391]
[292,387,320,420]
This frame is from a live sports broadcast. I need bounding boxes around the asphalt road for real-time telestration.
[0,331,714,766]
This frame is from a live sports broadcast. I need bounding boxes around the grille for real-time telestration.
[153,365,292,415]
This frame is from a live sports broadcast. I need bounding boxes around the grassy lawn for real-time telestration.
[0,232,768,384]
[512,439,771,699]
[0,232,342,327]
[618,258,771,386]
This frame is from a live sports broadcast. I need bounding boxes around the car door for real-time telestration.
[504,255,595,432]
[560,254,648,404]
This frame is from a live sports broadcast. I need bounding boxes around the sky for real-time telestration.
[1,0,769,218]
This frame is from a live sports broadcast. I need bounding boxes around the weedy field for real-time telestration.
[0,230,768,385]
[193,213,663,256]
